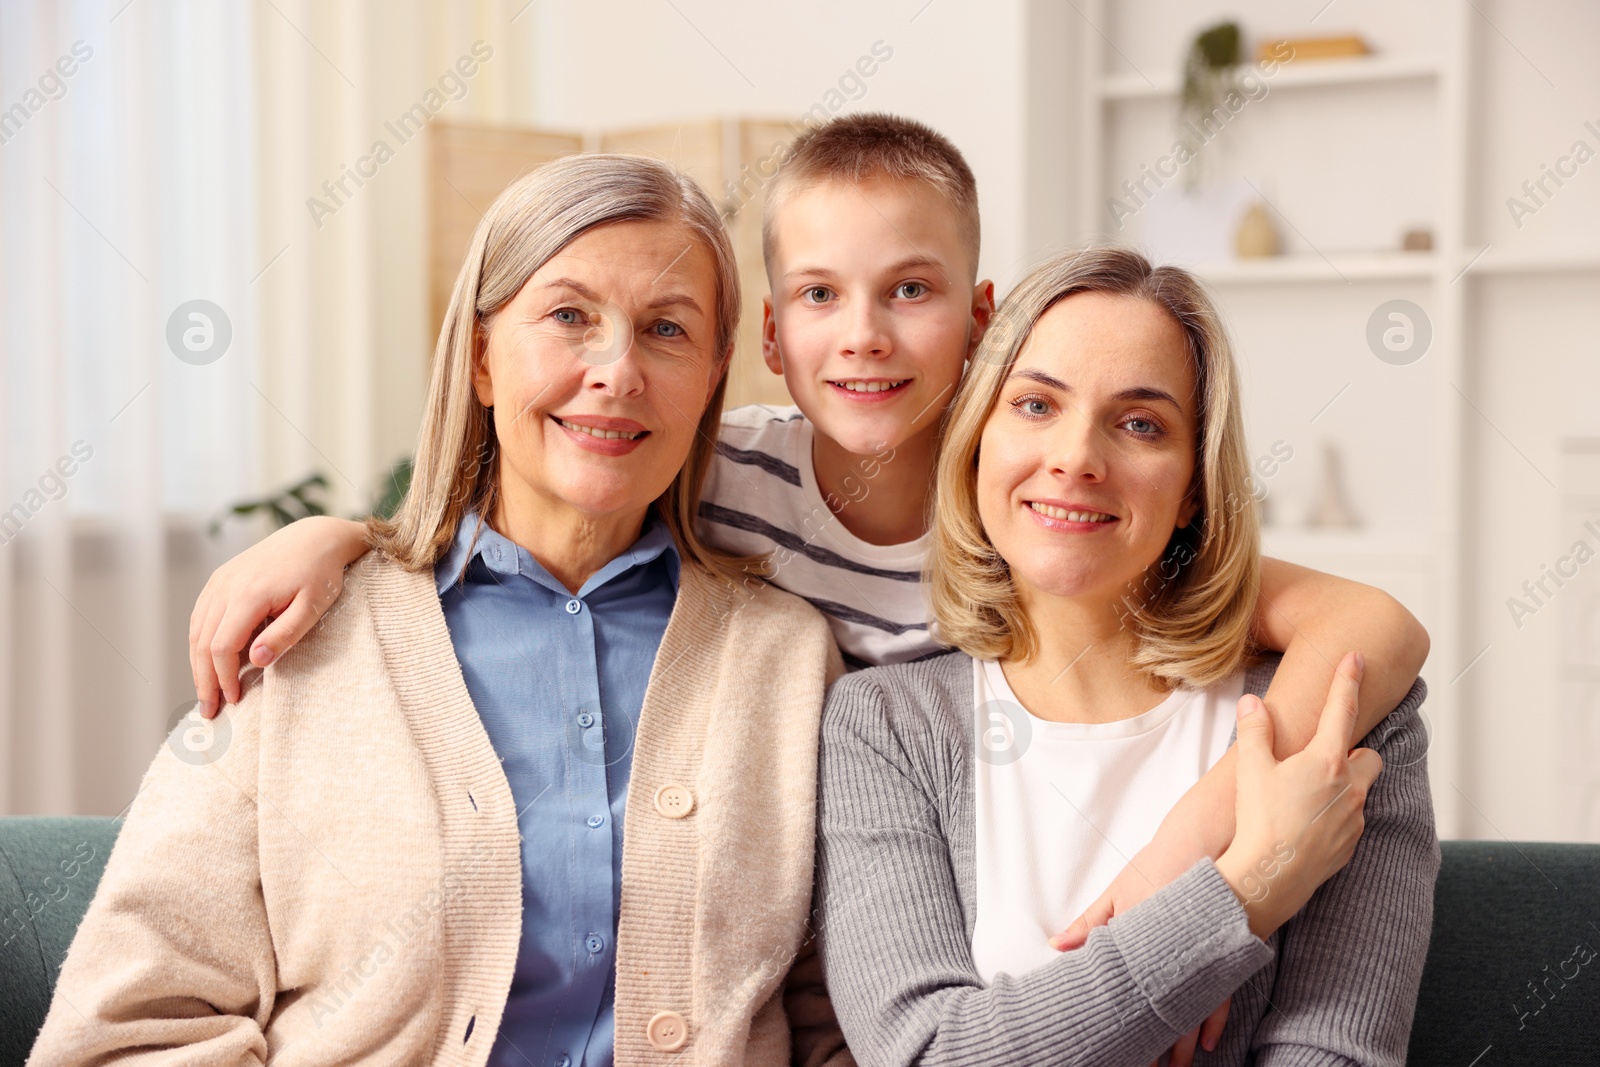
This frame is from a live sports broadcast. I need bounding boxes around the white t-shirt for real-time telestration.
[698,404,939,667]
[969,657,1243,983]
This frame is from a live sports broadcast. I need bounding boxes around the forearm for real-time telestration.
[1255,558,1429,757]
[1169,749,1238,859]
[1261,631,1414,755]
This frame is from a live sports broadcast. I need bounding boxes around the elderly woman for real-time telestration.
[813,248,1438,1067]
[30,156,844,1065]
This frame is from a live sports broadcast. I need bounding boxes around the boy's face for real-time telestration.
[763,176,993,457]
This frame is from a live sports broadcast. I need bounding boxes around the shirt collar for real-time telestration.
[435,510,680,598]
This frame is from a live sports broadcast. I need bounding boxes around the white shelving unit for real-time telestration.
[1076,1,1475,834]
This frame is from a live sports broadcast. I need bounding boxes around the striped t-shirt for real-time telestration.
[697,404,940,669]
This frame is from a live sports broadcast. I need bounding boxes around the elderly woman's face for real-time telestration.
[473,218,723,526]
[976,291,1200,608]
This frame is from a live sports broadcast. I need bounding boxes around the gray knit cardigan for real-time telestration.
[813,651,1438,1067]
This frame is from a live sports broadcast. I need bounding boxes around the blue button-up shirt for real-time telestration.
[436,512,679,1067]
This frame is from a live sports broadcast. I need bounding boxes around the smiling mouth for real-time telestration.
[551,415,647,441]
[829,379,908,394]
[1029,503,1116,523]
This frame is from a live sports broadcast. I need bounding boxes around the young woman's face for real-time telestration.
[976,290,1201,609]
[472,217,724,526]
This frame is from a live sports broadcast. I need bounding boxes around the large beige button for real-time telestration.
[653,783,694,819]
[646,1009,688,1051]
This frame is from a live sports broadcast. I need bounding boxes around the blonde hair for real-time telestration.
[762,112,980,275]
[369,153,753,582]
[929,246,1261,689]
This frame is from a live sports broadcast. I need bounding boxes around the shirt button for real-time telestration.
[646,1010,689,1052]
[557,1056,572,1067]
[586,814,605,828]
[565,598,581,614]
[653,784,694,819]
[576,711,594,727]
[585,933,604,953]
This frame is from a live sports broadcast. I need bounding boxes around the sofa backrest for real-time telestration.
[1408,840,1600,1064]
[0,817,118,1066]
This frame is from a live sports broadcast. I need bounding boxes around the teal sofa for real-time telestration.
[2,818,1597,1063]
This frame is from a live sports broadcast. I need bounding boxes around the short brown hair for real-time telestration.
[368,153,754,584]
[929,246,1261,689]
[763,112,980,276]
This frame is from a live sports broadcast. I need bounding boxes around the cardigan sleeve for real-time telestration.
[1248,676,1439,1066]
[813,671,1273,1067]
[27,683,275,1065]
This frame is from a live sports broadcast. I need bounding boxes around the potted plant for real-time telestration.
[1179,20,1243,189]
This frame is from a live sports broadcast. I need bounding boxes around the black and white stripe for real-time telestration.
[696,404,941,667]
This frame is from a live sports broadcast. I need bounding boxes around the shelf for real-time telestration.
[1099,55,1440,102]
[1148,248,1600,286]
[1190,252,1437,285]
[1454,247,1600,277]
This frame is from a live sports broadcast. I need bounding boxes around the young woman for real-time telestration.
[30,155,848,1067]
[813,248,1437,1067]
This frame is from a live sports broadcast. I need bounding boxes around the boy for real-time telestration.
[700,113,991,667]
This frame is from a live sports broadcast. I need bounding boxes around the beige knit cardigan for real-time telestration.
[29,551,848,1066]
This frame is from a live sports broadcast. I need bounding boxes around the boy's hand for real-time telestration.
[189,516,368,718]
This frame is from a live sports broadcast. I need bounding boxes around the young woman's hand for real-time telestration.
[189,516,369,718]
[1216,650,1383,940]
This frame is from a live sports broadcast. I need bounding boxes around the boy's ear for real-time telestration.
[761,296,784,376]
[471,320,495,406]
[966,279,997,359]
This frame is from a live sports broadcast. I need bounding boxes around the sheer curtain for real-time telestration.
[1,0,257,815]
[1,0,535,815]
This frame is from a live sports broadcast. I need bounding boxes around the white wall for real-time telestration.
[1461,0,1600,841]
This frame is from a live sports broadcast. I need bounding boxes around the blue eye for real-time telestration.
[553,308,584,325]
[653,321,684,338]
[1010,395,1051,417]
[1125,417,1160,436]
[896,282,926,299]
